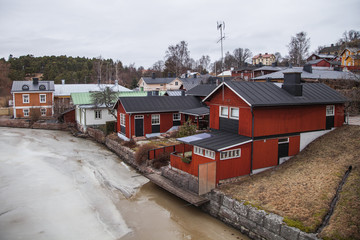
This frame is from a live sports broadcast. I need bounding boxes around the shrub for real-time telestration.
[122,138,137,149]
[181,156,191,164]
[105,121,116,135]
[134,143,155,165]
[177,119,197,138]
[152,152,170,169]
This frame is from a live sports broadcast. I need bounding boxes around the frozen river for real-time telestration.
[0,127,248,240]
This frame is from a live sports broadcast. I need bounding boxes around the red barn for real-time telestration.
[171,71,347,185]
[114,96,205,139]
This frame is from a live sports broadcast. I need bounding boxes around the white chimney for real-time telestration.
[115,80,118,86]
[61,79,65,85]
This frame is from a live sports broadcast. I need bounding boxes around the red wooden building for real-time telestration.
[171,71,347,185]
[114,96,206,139]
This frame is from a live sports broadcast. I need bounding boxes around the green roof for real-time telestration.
[71,91,166,105]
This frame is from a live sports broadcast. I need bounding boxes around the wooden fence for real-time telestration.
[148,143,193,160]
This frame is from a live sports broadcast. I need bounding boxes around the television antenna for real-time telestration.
[217,21,225,82]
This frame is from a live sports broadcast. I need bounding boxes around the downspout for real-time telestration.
[250,106,254,174]
[129,113,132,139]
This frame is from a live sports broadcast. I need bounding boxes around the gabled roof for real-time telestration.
[141,77,179,85]
[186,84,217,97]
[11,80,54,92]
[203,81,347,107]
[180,77,206,91]
[117,96,203,114]
[177,130,252,151]
[54,83,130,96]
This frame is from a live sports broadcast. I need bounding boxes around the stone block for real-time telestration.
[210,190,223,204]
[238,214,257,230]
[248,207,266,226]
[299,232,319,240]
[208,201,220,217]
[218,206,238,223]
[233,200,248,217]
[264,213,283,234]
[254,225,286,240]
[222,195,234,210]
[280,224,300,240]
[240,226,250,235]
[188,178,199,194]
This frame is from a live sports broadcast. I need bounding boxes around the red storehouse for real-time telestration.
[171,71,347,186]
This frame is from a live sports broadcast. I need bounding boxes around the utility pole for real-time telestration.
[217,21,225,83]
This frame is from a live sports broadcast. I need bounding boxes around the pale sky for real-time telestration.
[0,0,359,69]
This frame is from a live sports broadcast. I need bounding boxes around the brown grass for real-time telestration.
[220,125,360,235]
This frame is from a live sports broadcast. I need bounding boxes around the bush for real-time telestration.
[105,121,116,135]
[177,119,197,138]
[152,152,170,169]
[181,156,192,164]
[122,138,137,149]
[134,143,155,165]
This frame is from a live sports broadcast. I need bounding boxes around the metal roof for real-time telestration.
[118,96,203,114]
[179,107,210,116]
[54,83,130,96]
[165,90,184,96]
[177,130,252,151]
[142,77,179,84]
[253,67,358,81]
[11,80,55,92]
[204,81,347,107]
[186,84,217,97]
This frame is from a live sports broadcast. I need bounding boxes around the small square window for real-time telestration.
[23,94,29,103]
[23,109,29,117]
[175,82,178,86]
[41,108,46,116]
[40,94,46,103]
[152,114,160,125]
[173,113,181,121]
[230,107,239,119]
[220,106,228,118]
[326,105,335,116]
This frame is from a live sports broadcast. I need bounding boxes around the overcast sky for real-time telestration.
[0,0,359,69]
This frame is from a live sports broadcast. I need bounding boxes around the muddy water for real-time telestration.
[0,127,248,240]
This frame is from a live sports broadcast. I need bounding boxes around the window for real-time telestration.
[173,113,181,121]
[220,106,228,118]
[230,107,239,119]
[152,114,160,125]
[194,146,215,160]
[120,113,126,126]
[326,105,335,116]
[40,94,46,103]
[95,110,102,119]
[41,108,46,116]
[220,149,241,160]
[175,81,178,86]
[23,109,29,117]
[23,94,29,103]
[39,85,46,90]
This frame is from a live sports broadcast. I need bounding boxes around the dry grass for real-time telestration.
[220,125,360,235]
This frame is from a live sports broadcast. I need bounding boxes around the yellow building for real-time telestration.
[340,48,360,67]
[252,53,276,66]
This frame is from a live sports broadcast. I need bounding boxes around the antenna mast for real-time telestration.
[217,21,225,82]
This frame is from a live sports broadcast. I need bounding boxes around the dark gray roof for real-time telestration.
[205,81,347,107]
[177,130,252,151]
[179,107,209,116]
[118,96,203,113]
[142,77,177,84]
[186,84,217,97]
[180,77,206,90]
[11,80,55,92]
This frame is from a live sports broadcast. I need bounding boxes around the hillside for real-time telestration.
[220,125,360,239]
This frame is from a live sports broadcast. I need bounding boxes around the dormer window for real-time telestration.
[39,85,46,90]
[22,85,29,91]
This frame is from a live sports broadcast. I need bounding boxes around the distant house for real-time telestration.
[137,75,182,91]
[305,58,331,68]
[231,66,257,80]
[54,80,130,115]
[171,72,347,187]
[113,96,204,139]
[253,66,285,78]
[252,53,276,66]
[11,78,55,119]
[340,48,360,71]
[319,44,341,56]
[306,53,336,62]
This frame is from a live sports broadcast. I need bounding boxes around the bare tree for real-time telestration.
[233,48,252,68]
[196,55,211,74]
[91,86,119,118]
[288,31,310,66]
[224,51,237,70]
[94,56,103,83]
[165,41,191,76]
[274,52,282,63]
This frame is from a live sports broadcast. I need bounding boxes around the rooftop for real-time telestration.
[11,80,55,92]
[54,83,130,96]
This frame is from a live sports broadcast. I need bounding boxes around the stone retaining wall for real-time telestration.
[161,167,199,194]
[87,128,106,144]
[202,189,319,240]
[0,117,67,130]
[105,137,137,168]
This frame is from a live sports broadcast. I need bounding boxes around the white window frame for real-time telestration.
[39,94,46,103]
[94,110,102,119]
[230,107,239,120]
[151,114,160,125]
[120,113,126,126]
[220,149,241,160]
[23,94,29,103]
[220,106,228,118]
[40,108,46,116]
[278,138,289,144]
[173,113,181,121]
[23,109,29,117]
[326,105,335,116]
[194,146,215,160]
